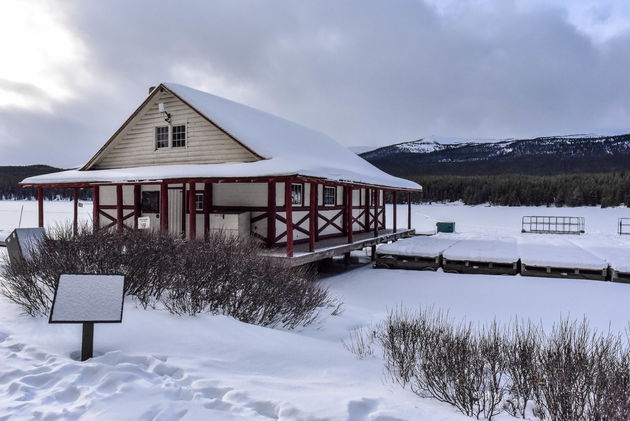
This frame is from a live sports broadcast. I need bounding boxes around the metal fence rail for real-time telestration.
[522,216,585,234]
[619,218,630,235]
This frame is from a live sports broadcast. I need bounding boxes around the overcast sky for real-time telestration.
[1,0,630,167]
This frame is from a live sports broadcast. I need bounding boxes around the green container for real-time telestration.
[436,222,455,233]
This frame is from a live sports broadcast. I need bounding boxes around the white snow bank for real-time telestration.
[519,237,607,270]
[442,238,519,263]
[377,236,459,258]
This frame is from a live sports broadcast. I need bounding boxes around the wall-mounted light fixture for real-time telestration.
[158,102,171,123]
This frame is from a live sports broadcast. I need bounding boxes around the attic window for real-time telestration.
[172,125,186,147]
[155,126,169,149]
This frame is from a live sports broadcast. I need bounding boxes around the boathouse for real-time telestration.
[21,83,421,263]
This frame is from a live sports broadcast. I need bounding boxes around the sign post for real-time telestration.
[49,274,125,361]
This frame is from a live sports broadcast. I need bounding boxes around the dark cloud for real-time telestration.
[1,0,630,166]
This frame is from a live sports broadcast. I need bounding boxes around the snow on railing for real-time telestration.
[521,216,585,234]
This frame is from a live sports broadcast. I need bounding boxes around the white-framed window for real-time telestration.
[323,186,336,206]
[172,124,186,147]
[155,126,169,149]
[291,183,303,206]
[195,193,203,211]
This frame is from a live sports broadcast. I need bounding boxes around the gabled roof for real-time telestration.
[22,83,421,190]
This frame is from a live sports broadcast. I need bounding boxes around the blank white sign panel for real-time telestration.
[49,274,125,323]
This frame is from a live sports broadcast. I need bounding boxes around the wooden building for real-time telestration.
[22,83,422,262]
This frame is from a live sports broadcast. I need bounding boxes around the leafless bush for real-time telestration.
[376,308,505,419]
[503,319,542,418]
[0,225,333,328]
[379,307,434,387]
[343,327,377,359]
[534,320,593,421]
[361,308,630,421]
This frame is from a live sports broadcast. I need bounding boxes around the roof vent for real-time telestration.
[148,86,156,94]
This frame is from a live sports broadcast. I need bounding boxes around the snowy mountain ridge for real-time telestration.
[360,133,630,176]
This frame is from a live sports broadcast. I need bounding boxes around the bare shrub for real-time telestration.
[0,225,333,328]
[379,307,433,387]
[360,308,630,421]
[503,319,542,418]
[584,331,630,421]
[534,319,593,421]
[377,308,505,419]
[343,327,377,359]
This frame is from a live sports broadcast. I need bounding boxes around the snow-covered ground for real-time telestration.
[1,200,630,420]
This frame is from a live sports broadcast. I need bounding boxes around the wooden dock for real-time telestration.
[264,229,415,267]
[443,258,519,276]
[521,264,608,281]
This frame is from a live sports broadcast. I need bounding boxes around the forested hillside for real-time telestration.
[0,166,92,200]
[404,173,630,207]
[363,134,630,206]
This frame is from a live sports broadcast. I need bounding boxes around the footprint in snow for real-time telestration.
[347,398,379,421]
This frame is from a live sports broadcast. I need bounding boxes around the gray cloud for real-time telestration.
[1,0,630,166]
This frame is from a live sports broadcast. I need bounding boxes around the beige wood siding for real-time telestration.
[91,89,259,169]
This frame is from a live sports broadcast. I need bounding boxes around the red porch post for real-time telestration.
[309,181,316,252]
[203,182,212,240]
[347,187,353,243]
[92,186,99,231]
[392,190,397,233]
[160,181,169,233]
[116,184,123,232]
[37,187,44,228]
[364,188,370,233]
[381,190,386,229]
[267,181,276,248]
[314,184,320,241]
[374,189,379,237]
[342,186,348,236]
[408,191,412,229]
[188,182,196,240]
[133,185,141,229]
[73,187,79,235]
[285,179,294,257]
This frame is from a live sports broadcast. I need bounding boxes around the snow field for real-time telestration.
[1,201,630,420]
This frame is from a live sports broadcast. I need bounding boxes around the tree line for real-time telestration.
[406,172,630,207]
[0,165,92,201]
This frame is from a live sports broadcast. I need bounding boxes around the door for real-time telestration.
[168,187,183,237]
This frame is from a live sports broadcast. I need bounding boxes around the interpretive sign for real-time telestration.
[49,274,125,361]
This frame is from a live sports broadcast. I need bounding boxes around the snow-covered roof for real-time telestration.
[22,83,421,190]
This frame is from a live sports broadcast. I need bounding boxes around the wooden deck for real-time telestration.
[264,229,416,266]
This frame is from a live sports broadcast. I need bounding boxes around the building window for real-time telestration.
[291,183,303,206]
[172,125,186,147]
[324,186,336,206]
[195,193,203,211]
[141,191,160,213]
[155,126,169,149]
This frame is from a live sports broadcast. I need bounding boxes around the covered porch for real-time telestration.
[26,175,418,263]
